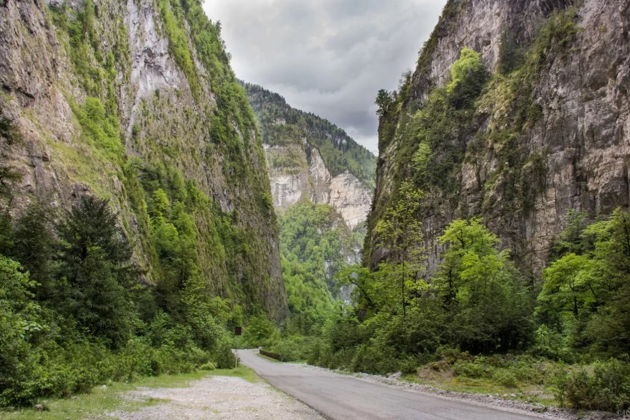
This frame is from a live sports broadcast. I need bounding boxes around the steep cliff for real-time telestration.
[244,83,375,230]
[0,0,287,319]
[366,0,630,277]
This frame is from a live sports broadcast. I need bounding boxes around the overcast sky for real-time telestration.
[203,0,447,154]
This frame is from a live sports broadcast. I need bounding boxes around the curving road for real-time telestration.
[236,349,548,420]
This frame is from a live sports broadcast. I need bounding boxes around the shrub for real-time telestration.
[492,369,519,388]
[453,361,490,379]
[555,360,630,412]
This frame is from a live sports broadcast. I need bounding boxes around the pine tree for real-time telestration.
[55,196,136,348]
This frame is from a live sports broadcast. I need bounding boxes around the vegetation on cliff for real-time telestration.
[0,0,281,408]
[244,82,376,189]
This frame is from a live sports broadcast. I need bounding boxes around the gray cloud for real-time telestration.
[204,0,447,154]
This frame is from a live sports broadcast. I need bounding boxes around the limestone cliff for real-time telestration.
[0,0,287,319]
[244,83,375,230]
[366,0,630,277]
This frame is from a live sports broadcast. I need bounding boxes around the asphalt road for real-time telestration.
[236,349,547,420]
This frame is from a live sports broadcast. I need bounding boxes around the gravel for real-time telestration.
[108,375,323,420]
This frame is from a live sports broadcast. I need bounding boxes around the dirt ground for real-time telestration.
[107,375,323,419]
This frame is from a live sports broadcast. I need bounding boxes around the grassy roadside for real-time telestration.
[401,372,558,407]
[394,353,566,408]
[1,366,260,420]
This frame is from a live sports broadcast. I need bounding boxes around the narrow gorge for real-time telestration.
[1,0,630,417]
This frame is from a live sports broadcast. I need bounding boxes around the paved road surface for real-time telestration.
[236,349,547,420]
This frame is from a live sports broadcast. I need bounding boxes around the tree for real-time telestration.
[0,256,44,406]
[55,196,136,348]
[374,182,425,321]
[434,218,531,352]
[536,209,630,356]
[538,253,595,320]
[446,48,488,109]
[11,202,55,301]
[375,89,394,117]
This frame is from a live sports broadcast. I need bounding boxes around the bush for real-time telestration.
[492,369,518,388]
[555,360,630,412]
[453,361,490,379]
[242,315,278,348]
[269,335,311,362]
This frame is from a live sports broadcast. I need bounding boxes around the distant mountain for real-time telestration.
[243,82,376,230]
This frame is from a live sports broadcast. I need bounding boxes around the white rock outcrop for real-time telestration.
[265,143,372,230]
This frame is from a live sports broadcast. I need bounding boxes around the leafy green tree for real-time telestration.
[0,211,13,256]
[587,210,630,354]
[538,254,595,320]
[243,314,278,347]
[374,182,425,320]
[446,47,488,108]
[435,218,532,352]
[539,209,630,356]
[0,256,44,406]
[550,210,591,259]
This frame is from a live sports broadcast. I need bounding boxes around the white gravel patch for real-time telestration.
[108,375,323,420]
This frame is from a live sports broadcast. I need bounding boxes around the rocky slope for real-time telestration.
[244,83,375,230]
[365,0,630,277]
[0,0,287,319]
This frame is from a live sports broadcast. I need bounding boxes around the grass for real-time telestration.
[398,355,564,408]
[1,366,260,420]
[402,373,558,406]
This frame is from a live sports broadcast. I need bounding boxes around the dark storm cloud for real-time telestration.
[204,0,447,154]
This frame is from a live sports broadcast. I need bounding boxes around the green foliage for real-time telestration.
[446,48,488,108]
[498,31,524,75]
[242,315,278,348]
[537,209,630,358]
[0,115,21,145]
[0,166,21,202]
[10,203,55,301]
[0,0,280,409]
[0,115,22,202]
[158,0,200,99]
[278,202,356,334]
[386,48,488,202]
[555,360,630,412]
[434,219,532,353]
[368,8,582,268]
[375,89,394,117]
[373,182,425,318]
[55,196,136,348]
[492,369,518,388]
[71,97,124,163]
[49,0,127,108]
[0,192,241,407]
[0,257,43,406]
[244,82,376,189]
[312,219,533,375]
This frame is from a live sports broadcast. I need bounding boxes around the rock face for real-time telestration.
[366,0,630,277]
[245,83,375,230]
[0,0,287,319]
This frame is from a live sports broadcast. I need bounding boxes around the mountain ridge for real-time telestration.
[244,82,376,230]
